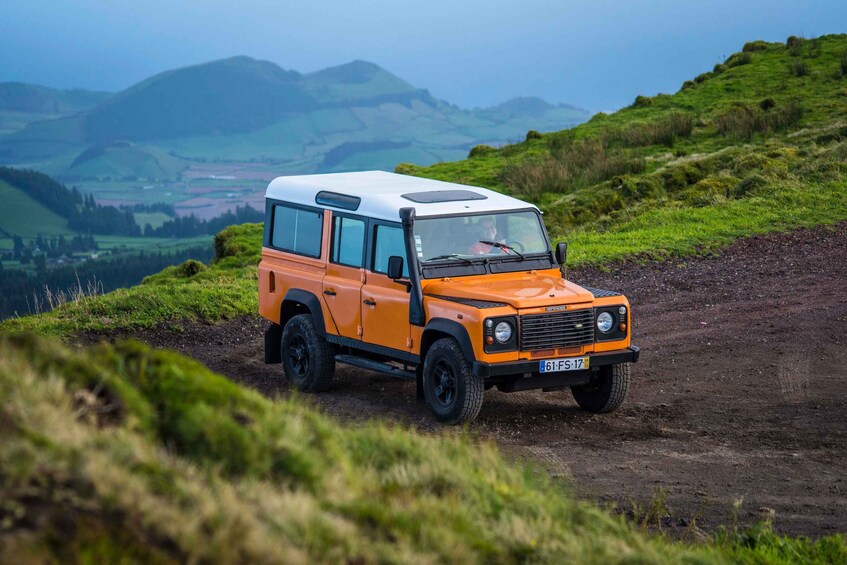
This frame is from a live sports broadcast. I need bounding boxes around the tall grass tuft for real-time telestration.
[789,59,809,77]
[715,102,802,140]
[840,50,847,77]
[612,112,694,148]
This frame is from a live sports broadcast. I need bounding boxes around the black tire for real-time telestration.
[281,314,335,392]
[423,338,484,424]
[571,363,630,413]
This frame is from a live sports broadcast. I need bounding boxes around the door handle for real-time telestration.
[363,299,376,306]
[323,289,336,296]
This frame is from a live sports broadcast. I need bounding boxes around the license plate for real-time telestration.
[539,356,590,373]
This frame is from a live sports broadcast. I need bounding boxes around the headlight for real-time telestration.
[494,321,513,343]
[596,311,614,333]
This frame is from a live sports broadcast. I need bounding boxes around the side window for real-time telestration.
[271,204,322,257]
[331,215,365,268]
[373,224,409,277]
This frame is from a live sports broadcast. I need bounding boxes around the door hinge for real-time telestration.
[357,325,363,336]
[406,337,413,348]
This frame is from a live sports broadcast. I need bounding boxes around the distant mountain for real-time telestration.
[0,82,110,114]
[0,56,590,182]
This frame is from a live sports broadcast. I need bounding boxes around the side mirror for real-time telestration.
[555,242,568,266]
[387,255,405,280]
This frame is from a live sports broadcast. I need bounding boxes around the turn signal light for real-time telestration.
[619,323,627,332]
[485,336,494,345]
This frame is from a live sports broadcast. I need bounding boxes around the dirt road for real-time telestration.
[128,223,847,537]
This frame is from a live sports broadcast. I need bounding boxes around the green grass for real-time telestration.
[2,332,844,563]
[0,179,74,238]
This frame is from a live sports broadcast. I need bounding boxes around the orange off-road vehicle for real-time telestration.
[259,171,639,424]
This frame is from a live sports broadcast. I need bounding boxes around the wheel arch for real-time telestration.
[421,318,476,365]
[265,289,327,364]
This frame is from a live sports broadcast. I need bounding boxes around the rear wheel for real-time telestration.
[281,314,335,392]
[423,338,483,424]
[571,363,630,413]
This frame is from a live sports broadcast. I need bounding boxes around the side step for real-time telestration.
[335,354,416,380]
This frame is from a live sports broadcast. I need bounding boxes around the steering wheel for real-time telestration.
[504,240,525,253]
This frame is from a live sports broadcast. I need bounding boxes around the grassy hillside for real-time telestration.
[3,332,845,563]
[0,179,74,240]
[399,35,847,259]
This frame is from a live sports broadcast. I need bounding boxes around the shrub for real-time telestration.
[840,50,847,77]
[631,95,653,108]
[725,52,752,68]
[786,36,807,57]
[525,130,543,141]
[758,98,775,112]
[680,80,696,92]
[764,102,803,131]
[713,63,727,75]
[789,60,809,77]
[694,72,712,84]
[743,40,769,53]
[468,144,496,158]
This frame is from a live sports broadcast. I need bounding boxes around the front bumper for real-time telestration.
[472,345,640,378]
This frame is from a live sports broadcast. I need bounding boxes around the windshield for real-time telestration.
[414,210,549,262]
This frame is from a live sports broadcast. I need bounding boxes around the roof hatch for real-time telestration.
[401,190,487,203]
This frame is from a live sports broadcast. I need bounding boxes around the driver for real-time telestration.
[468,219,508,255]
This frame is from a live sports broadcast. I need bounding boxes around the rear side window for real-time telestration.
[271,204,322,257]
[331,215,365,268]
[373,224,409,277]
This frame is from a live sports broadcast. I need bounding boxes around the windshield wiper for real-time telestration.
[423,254,474,265]
[477,240,526,260]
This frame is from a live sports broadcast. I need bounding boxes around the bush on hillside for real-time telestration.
[525,129,543,141]
[840,49,847,77]
[694,72,713,84]
[786,36,806,56]
[468,144,495,158]
[759,98,776,111]
[743,40,769,53]
[726,51,753,68]
[680,80,696,92]
[631,95,653,108]
[713,63,727,75]
[681,175,738,207]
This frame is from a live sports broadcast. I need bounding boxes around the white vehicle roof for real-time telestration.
[264,170,538,222]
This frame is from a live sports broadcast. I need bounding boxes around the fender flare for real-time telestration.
[420,318,476,365]
[280,289,327,336]
[266,289,327,365]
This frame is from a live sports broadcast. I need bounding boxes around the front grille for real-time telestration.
[519,309,594,351]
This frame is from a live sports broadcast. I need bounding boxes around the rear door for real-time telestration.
[322,212,366,339]
[361,221,412,352]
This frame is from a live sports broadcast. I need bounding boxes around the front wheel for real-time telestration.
[571,363,630,413]
[281,314,335,392]
[423,338,484,425]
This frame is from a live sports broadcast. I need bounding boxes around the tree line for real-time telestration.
[0,245,213,319]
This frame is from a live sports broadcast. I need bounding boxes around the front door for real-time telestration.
[361,223,412,352]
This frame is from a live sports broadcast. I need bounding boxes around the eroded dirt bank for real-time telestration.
[105,223,847,537]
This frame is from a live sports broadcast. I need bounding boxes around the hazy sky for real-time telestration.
[1,0,845,112]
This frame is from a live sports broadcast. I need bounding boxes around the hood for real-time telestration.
[423,271,594,309]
